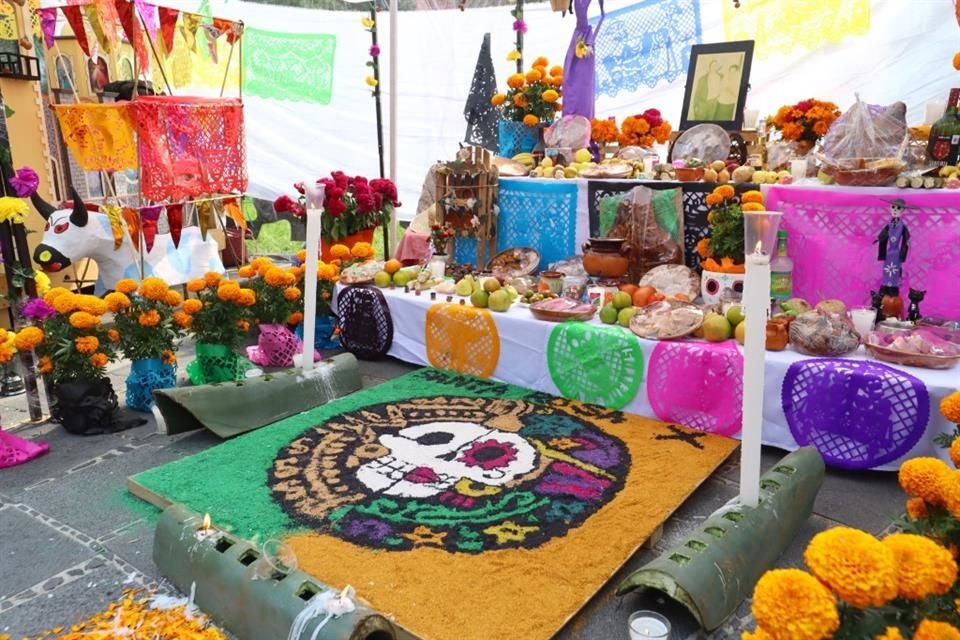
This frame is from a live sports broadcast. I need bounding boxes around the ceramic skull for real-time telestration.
[356,422,538,498]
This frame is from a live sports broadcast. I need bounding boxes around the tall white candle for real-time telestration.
[301,183,325,373]
[739,249,771,508]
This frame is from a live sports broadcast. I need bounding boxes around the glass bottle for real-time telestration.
[770,228,793,301]
[927,88,960,166]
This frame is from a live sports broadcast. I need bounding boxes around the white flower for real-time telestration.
[471,215,480,229]
[466,197,478,210]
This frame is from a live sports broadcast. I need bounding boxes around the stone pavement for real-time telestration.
[0,351,906,640]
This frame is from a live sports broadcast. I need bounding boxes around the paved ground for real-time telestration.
[0,349,906,640]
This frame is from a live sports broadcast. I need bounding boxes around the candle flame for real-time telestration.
[201,513,211,532]
[754,240,763,254]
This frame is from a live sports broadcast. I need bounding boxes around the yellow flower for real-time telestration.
[14,326,44,351]
[38,355,53,375]
[943,391,960,424]
[483,520,539,545]
[138,309,161,327]
[283,287,301,301]
[115,278,139,294]
[77,295,107,316]
[361,16,375,28]
[183,299,203,315]
[204,272,222,288]
[0,196,28,224]
[104,292,131,313]
[749,569,838,640]
[89,352,108,368]
[705,193,723,207]
[542,89,559,103]
[107,329,120,343]
[139,277,169,301]
[906,497,928,520]
[549,64,563,78]
[899,457,950,504]
[506,50,521,61]
[741,190,764,204]
[330,244,351,260]
[250,256,273,274]
[68,311,100,330]
[33,271,50,296]
[803,527,897,609]
[915,619,960,640]
[875,628,904,640]
[165,290,183,307]
[186,279,207,293]
[882,533,957,600]
[317,263,339,281]
[264,266,289,287]
[523,114,540,127]
[287,311,304,325]
[365,76,378,88]
[172,311,193,328]
[74,335,99,354]
[43,287,71,306]
[236,289,256,307]
[575,36,591,59]
[940,470,960,519]
[237,265,255,278]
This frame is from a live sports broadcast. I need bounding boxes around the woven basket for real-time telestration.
[337,285,394,360]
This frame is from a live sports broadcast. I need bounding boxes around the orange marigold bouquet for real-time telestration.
[108,278,183,364]
[490,57,563,127]
[27,287,115,383]
[696,187,765,273]
[238,258,303,326]
[617,109,672,148]
[293,248,341,317]
[183,273,257,384]
[769,98,841,143]
[590,118,619,145]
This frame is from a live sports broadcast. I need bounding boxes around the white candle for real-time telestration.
[850,307,875,339]
[739,249,771,509]
[628,611,670,640]
[790,159,807,181]
[301,182,326,373]
[926,101,947,125]
[743,108,759,130]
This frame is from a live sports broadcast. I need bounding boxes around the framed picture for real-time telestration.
[679,40,755,131]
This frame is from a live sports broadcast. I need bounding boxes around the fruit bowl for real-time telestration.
[529,297,597,322]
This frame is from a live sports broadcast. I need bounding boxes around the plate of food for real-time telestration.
[339,261,382,284]
[864,329,960,369]
[486,247,541,278]
[629,300,704,340]
[529,297,597,322]
[639,264,700,300]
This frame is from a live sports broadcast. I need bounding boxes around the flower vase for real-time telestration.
[498,119,539,159]
[246,323,319,368]
[320,227,376,262]
[795,139,815,156]
[186,343,254,385]
[52,378,120,435]
[295,314,340,350]
[429,254,449,280]
[125,357,176,412]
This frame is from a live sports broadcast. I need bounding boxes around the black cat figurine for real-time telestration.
[907,288,925,323]
[870,290,886,324]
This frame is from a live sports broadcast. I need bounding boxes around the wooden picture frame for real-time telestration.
[679,41,754,131]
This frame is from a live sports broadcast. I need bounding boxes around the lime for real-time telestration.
[483,278,501,293]
[618,306,637,327]
[599,304,618,324]
[612,291,633,310]
[726,305,745,327]
[374,271,391,288]
[470,290,489,308]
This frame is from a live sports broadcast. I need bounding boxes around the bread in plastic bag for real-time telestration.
[545,115,591,149]
[820,96,908,185]
[606,186,683,283]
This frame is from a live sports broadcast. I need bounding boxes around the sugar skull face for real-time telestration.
[356,421,538,498]
[700,271,744,305]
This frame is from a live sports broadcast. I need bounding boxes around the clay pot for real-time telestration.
[582,238,631,278]
[766,319,789,351]
[881,294,903,320]
[675,167,705,182]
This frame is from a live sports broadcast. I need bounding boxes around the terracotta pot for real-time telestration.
[766,319,790,351]
[675,167,705,182]
[320,227,376,262]
[582,238,631,278]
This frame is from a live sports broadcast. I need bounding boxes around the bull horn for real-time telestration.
[69,187,87,227]
[30,192,56,220]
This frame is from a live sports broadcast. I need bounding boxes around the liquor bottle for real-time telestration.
[770,228,793,301]
[927,88,960,166]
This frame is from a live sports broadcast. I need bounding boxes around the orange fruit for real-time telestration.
[384,259,402,275]
[632,286,657,307]
[619,284,638,297]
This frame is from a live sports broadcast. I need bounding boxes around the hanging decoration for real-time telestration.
[136,0,158,42]
[140,205,164,252]
[121,207,141,252]
[242,27,335,104]
[158,6,178,55]
[94,0,120,48]
[167,204,183,248]
[39,7,56,49]
[60,5,91,57]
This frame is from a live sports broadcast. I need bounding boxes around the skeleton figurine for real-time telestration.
[907,288,925,323]
[875,198,911,300]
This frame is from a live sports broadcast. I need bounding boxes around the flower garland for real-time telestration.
[768,98,841,143]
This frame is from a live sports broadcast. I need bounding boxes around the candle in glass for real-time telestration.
[301,182,325,373]
[850,306,876,339]
[628,611,670,640]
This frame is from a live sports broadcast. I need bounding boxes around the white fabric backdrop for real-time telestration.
[52,0,960,218]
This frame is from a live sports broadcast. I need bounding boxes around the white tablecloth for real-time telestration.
[336,284,956,472]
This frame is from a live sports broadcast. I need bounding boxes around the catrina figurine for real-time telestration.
[907,288,925,323]
[875,198,912,319]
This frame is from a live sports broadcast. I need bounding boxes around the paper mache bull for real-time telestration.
[31,189,224,294]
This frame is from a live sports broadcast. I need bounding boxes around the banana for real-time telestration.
[940,165,958,178]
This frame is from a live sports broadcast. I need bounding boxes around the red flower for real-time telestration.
[326,197,346,217]
[274,194,295,213]
[331,171,349,189]
[642,108,662,128]
[371,178,400,206]
[796,100,813,113]
[293,181,305,195]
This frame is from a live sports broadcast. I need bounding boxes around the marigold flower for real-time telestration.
[74,335,99,354]
[542,89,559,104]
[906,497,928,520]
[104,292,131,313]
[750,568,838,640]
[318,264,339,281]
[296,249,307,264]
[164,290,183,307]
[740,190,764,204]
[899,457,950,504]
[549,65,563,78]
[523,114,540,127]
[533,56,548,67]
[115,279,138,295]
[68,311,99,330]
[162,350,176,365]
[38,355,53,375]
[250,256,273,274]
[288,311,304,325]
[283,287,302,301]
[89,352,108,368]
[186,279,207,293]
[43,287,71,306]
[875,628,904,640]
[172,311,192,328]
[107,329,120,343]
[237,265,255,278]
[717,185,735,200]
[506,73,525,90]
[943,391,960,424]
[915,619,960,640]
[77,295,108,316]
[138,277,169,301]
[236,289,256,307]
[513,93,528,108]
[33,271,50,296]
[14,326,44,350]
[236,320,250,332]
[939,470,960,519]
[696,238,711,259]
[264,266,289,287]
[525,68,542,83]
[330,244,351,260]
[203,272,222,288]
[352,242,374,259]
[882,533,957,600]
[183,299,203,315]
[138,309,161,327]
[804,527,897,608]
[217,281,241,302]
[705,193,722,207]
[51,292,78,314]
[742,202,766,212]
